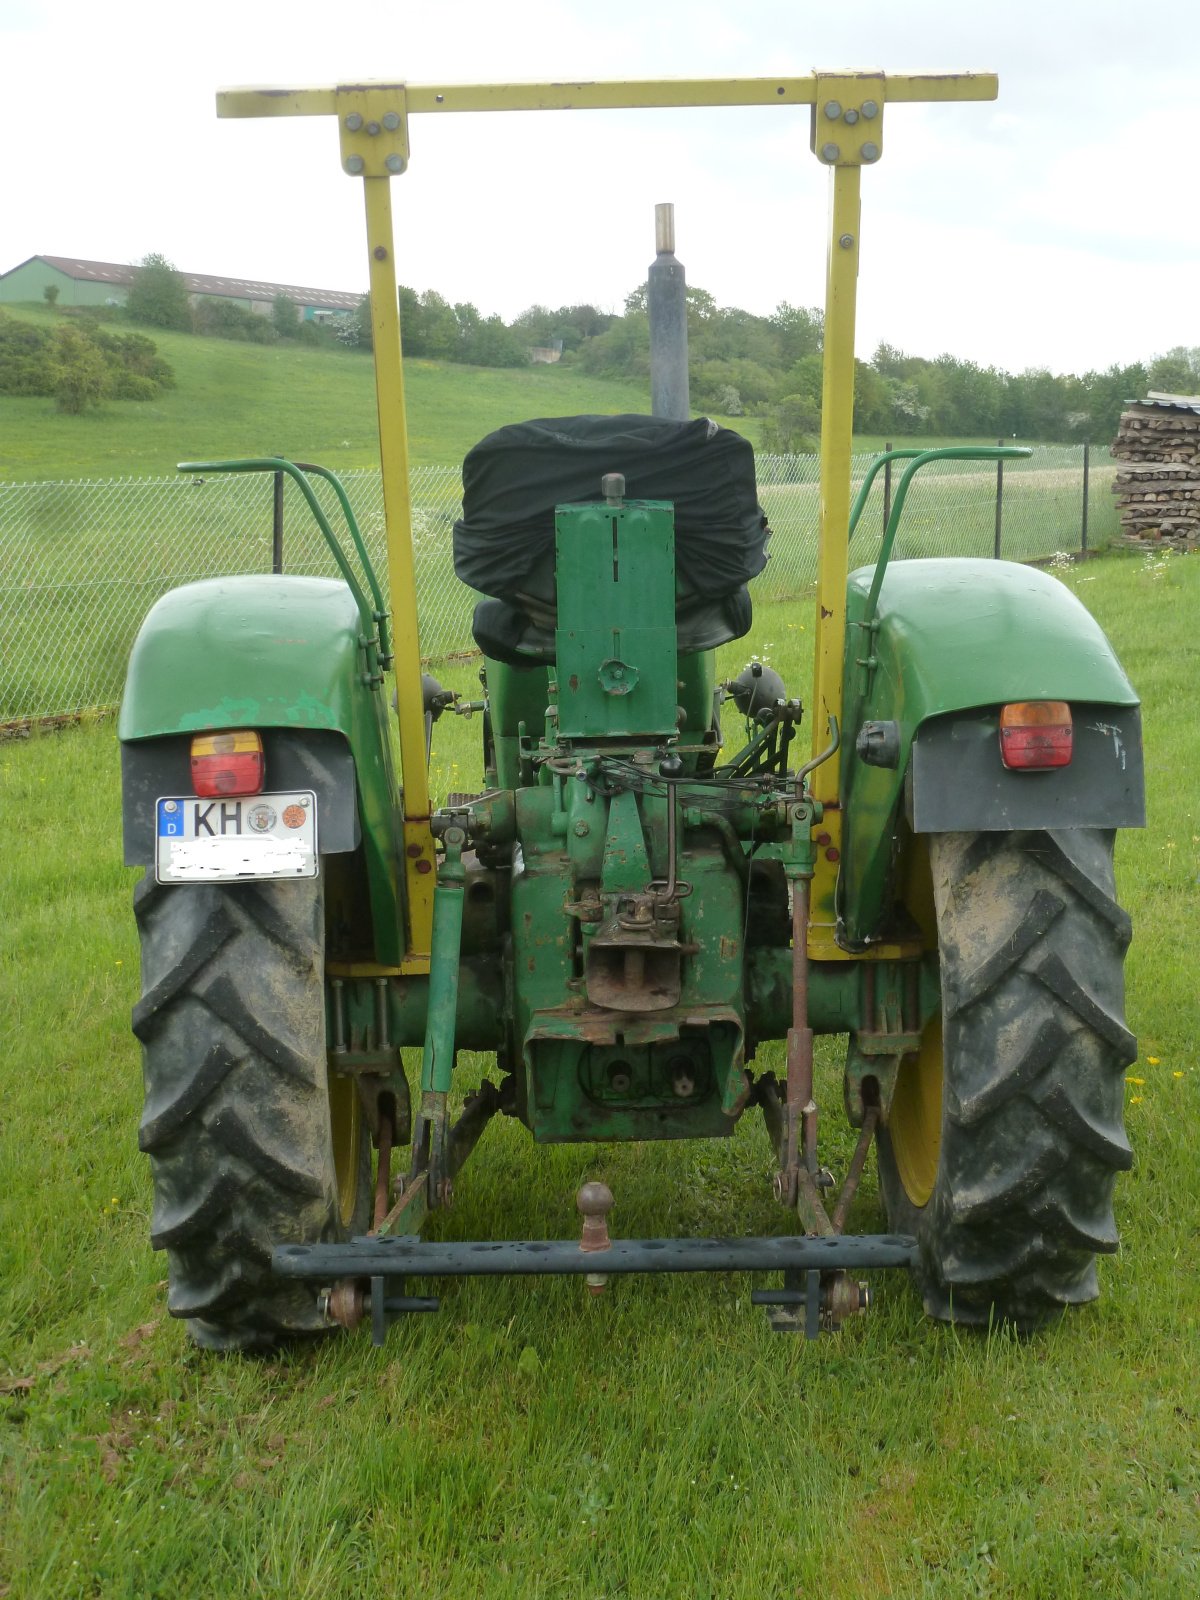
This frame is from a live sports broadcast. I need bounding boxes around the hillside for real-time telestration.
[0,305,721,482]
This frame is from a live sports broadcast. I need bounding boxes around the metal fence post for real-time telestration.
[272,469,285,574]
[1081,440,1090,554]
[993,437,1004,559]
[883,440,893,538]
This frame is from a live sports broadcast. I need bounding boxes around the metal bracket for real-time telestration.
[751,1267,872,1337]
[370,1276,438,1344]
[336,85,409,177]
[810,72,885,168]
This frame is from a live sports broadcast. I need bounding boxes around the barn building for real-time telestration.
[0,255,362,321]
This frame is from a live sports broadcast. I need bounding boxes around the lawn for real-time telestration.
[0,548,1197,1598]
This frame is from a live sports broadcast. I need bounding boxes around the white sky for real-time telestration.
[2,0,1196,375]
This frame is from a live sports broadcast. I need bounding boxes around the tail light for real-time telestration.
[190,730,265,797]
[999,701,1072,771]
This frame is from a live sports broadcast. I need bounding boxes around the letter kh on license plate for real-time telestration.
[156,792,318,882]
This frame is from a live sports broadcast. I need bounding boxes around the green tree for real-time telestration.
[770,302,823,365]
[126,253,191,331]
[1079,363,1147,441]
[43,283,60,308]
[761,393,819,454]
[271,293,300,338]
[49,323,109,412]
[853,358,894,433]
[460,312,526,368]
[1147,346,1200,395]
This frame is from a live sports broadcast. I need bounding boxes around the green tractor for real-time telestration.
[120,71,1143,1348]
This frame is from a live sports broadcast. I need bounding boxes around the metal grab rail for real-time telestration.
[176,455,392,676]
[858,445,1032,629]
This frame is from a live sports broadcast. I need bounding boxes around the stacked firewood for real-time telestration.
[1111,397,1200,547]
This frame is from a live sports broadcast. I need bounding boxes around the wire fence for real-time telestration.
[0,445,1115,723]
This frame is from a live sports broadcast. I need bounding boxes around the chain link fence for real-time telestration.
[1,445,1114,723]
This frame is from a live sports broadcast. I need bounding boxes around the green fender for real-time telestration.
[839,558,1140,947]
[119,574,405,964]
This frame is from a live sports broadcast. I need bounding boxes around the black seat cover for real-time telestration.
[452,414,770,662]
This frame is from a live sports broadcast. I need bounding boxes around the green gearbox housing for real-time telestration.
[494,490,766,1141]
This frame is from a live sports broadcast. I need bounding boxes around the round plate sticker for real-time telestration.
[282,804,308,829]
[247,803,277,833]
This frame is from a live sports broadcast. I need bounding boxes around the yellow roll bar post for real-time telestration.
[218,70,997,963]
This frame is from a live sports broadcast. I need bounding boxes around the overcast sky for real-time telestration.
[3,0,1196,375]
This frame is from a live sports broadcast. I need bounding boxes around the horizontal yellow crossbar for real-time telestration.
[217,72,996,120]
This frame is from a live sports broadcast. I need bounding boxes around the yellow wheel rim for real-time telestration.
[890,1013,943,1208]
[328,1070,363,1228]
[889,832,942,1209]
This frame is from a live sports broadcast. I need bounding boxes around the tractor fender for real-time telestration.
[119,575,376,742]
[118,576,403,963]
[838,558,1143,946]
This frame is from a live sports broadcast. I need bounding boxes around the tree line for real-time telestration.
[15,252,1194,441]
[373,282,1194,447]
[119,255,1200,443]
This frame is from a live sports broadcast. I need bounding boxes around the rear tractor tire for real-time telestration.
[878,829,1135,1330]
[133,875,370,1349]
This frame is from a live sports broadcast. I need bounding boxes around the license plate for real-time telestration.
[156,791,318,883]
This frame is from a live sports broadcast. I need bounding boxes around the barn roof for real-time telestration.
[7,254,362,310]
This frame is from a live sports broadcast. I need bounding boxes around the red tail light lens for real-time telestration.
[999,701,1072,770]
[190,730,265,797]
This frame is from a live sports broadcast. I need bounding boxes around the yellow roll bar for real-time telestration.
[218,70,998,962]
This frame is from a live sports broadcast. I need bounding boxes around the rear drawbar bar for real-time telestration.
[273,1232,918,1279]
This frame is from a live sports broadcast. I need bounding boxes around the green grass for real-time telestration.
[1,549,1198,1597]
[0,304,755,482]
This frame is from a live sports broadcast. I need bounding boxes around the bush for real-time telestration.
[50,324,109,413]
[332,295,372,351]
[192,296,277,344]
[0,309,174,407]
[92,328,175,391]
[0,311,55,395]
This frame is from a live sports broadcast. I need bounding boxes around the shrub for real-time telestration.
[50,324,109,413]
[192,296,276,343]
[0,310,174,406]
[92,328,175,391]
[0,311,55,395]
[43,283,60,307]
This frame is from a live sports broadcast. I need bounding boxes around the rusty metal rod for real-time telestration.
[831,1105,880,1234]
[374,1168,429,1238]
[372,1107,394,1231]
[784,876,816,1178]
[754,1073,785,1166]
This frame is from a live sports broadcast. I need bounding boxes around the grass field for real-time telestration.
[1,548,1197,1597]
[0,305,734,483]
[0,306,1095,488]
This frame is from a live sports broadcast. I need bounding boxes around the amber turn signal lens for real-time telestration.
[190,730,265,797]
[999,701,1072,770]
